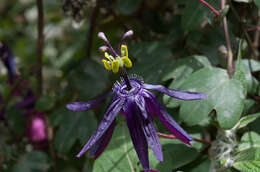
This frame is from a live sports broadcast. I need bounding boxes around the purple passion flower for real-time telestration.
[67,76,205,171]
[66,30,206,171]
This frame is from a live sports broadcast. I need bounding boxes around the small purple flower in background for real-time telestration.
[67,31,206,171]
[0,42,48,150]
[0,41,17,80]
[27,110,47,142]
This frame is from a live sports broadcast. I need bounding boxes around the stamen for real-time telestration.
[102,59,112,71]
[121,45,128,57]
[119,30,133,53]
[121,56,132,68]
[112,60,119,73]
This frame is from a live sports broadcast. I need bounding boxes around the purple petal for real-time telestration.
[66,91,112,112]
[143,84,206,100]
[124,98,149,171]
[135,94,163,161]
[76,98,124,157]
[90,120,116,159]
[135,95,148,119]
[144,91,192,145]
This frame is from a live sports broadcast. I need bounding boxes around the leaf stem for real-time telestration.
[157,132,211,145]
[221,0,233,76]
[198,0,220,16]
[229,3,259,58]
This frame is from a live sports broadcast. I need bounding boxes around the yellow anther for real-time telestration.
[102,59,112,71]
[121,45,128,57]
[112,60,119,73]
[121,56,132,68]
[104,52,110,60]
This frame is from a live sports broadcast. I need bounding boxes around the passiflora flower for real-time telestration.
[67,31,206,171]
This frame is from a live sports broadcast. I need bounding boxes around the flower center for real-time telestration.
[113,77,143,97]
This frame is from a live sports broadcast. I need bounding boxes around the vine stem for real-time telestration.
[86,0,101,59]
[198,0,220,16]
[229,3,259,58]
[157,132,211,145]
[221,0,233,76]
[36,0,44,96]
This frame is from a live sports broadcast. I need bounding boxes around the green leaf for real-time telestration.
[154,140,199,171]
[188,158,210,172]
[234,147,260,172]
[233,40,247,95]
[233,132,260,172]
[238,132,260,151]
[117,0,142,15]
[177,67,245,129]
[54,109,97,154]
[163,55,211,108]
[12,151,50,172]
[255,0,260,8]
[181,0,208,30]
[242,59,260,94]
[70,59,109,99]
[35,95,55,111]
[233,113,260,130]
[6,108,25,134]
[131,42,172,84]
[93,117,199,171]
[233,161,260,172]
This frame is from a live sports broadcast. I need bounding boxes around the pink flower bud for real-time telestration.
[27,111,47,142]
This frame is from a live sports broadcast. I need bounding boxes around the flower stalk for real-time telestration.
[121,68,132,90]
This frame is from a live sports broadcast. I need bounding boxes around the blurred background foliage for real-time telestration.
[1,0,260,171]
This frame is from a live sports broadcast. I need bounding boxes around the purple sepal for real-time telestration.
[143,84,206,100]
[135,95,148,119]
[144,91,193,145]
[90,120,116,159]
[134,95,163,162]
[124,98,149,171]
[76,98,124,157]
[0,42,17,78]
[67,91,112,112]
